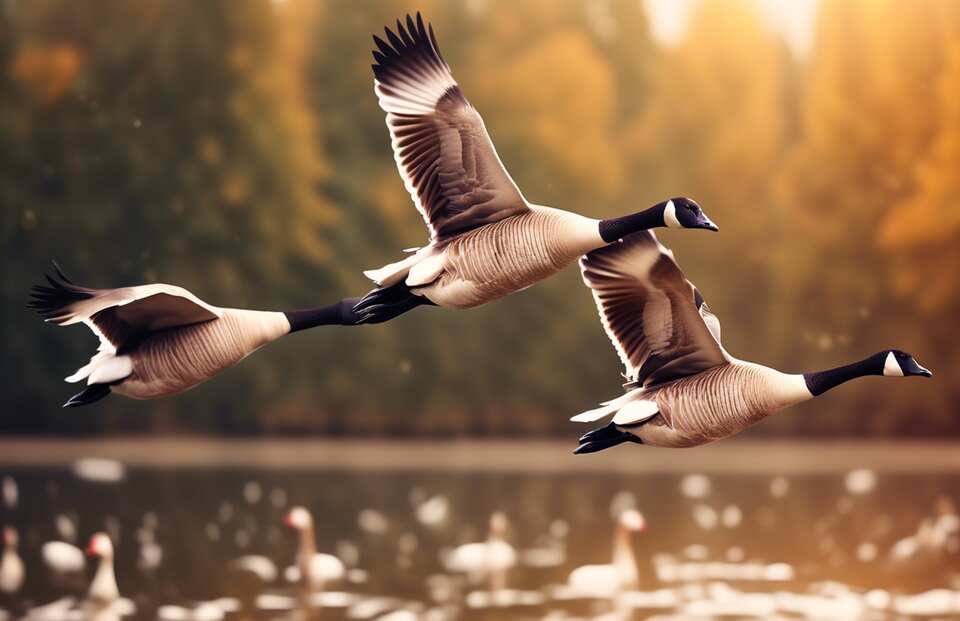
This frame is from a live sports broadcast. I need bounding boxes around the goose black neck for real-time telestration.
[803,353,884,397]
[285,297,360,332]
[599,202,666,243]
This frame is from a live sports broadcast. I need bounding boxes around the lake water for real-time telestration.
[0,439,957,620]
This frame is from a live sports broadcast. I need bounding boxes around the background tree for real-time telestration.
[2,0,956,437]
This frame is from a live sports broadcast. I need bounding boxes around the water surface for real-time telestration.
[0,440,957,620]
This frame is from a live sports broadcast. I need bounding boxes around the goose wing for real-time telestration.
[29,266,221,353]
[580,231,728,388]
[373,13,528,243]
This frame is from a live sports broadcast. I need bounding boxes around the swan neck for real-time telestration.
[298,523,318,565]
[612,524,638,582]
[91,555,118,601]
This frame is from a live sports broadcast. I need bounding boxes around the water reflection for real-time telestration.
[0,459,957,620]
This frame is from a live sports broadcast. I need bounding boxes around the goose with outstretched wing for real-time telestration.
[573,231,932,452]
[29,265,359,406]
[352,13,718,323]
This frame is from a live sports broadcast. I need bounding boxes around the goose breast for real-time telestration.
[639,363,795,447]
[424,208,594,308]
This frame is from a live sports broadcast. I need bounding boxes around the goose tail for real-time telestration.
[363,254,420,288]
[570,390,639,423]
[570,403,619,423]
[363,246,437,288]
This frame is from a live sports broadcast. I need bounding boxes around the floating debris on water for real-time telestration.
[680,474,711,499]
[72,458,126,483]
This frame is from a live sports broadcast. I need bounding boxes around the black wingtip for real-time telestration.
[51,260,73,284]
[384,22,404,50]
[371,12,447,81]
[27,264,93,321]
[372,34,391,56]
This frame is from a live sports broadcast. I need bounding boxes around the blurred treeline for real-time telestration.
[2,0,958,437]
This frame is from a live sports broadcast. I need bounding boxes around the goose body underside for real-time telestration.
[366,208,601,309]
[592,364,811,448]
[110,309,289,399]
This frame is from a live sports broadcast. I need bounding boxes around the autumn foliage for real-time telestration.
[2,0,957,436]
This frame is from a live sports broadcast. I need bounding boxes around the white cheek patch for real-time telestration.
[663,200,681,228]
[883,352,904,377]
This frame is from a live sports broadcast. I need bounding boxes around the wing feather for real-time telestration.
[580,232,728,388]
[372,13,528,242]
[29,267,221,352]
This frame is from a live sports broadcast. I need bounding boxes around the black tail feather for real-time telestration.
[63,384,111,408]
[27,262,93,323]
[352,281,434,325]
[574,422,640,454]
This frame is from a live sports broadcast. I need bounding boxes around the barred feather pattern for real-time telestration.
[113,309,288,399]
[639,363,795,447]
[425,208,594,308]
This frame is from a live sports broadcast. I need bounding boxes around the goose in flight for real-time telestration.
[353,13,717,323]
[28,265,359,407]
[572,231,932,452]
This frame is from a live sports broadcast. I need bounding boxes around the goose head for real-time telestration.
[284,506,313,531]
[663,197,718,232]
[879,350,932,378]
[86,532,113,559]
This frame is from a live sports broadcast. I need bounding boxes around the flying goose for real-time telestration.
[353,14,717,323]
[28,265,360,407]
[572,231,932,452]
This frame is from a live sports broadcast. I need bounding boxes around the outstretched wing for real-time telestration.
[372,13,529,243]
[579,232,729,388]
[29,265,221,353]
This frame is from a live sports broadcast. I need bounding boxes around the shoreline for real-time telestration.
[0,437,958,473]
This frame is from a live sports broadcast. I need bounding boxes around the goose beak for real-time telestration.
[905,357,933,378]
[702,220,719,232]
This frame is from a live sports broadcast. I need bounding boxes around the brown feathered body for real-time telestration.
[621,362,809,448]
[418,207,602,308]
[113,309,289,399]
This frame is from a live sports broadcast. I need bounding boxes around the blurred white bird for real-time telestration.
[1,527,24,594]
[228,555,278,583]
[444,512,516,590]
[42,541,85,575]
[283,507,345,592]
[567,509,646,597]
[87,533,119,604]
